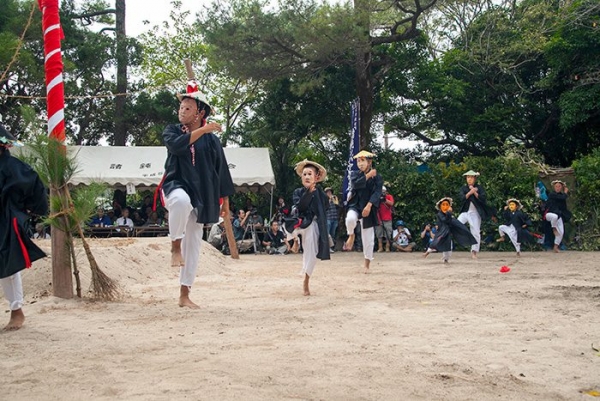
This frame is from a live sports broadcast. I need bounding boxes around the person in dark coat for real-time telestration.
[343,150,383,273]
[497,198,535,256]
[283,160,330,296]
[544,180,571,253]
[457,170,496,259]
[0,124,48,330]
[160,90,235,308]
[423,197,477,263]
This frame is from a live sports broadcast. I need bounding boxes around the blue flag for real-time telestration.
[342,98,360,204]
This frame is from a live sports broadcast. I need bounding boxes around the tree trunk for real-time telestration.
[353,0,374,150]
[51,187,73,299]
[113,0,127,146]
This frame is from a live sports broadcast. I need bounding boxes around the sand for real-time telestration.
[1,237,599,400]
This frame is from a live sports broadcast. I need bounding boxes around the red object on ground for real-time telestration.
[500,266,511,273]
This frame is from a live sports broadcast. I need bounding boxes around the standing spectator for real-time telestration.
[391,220,415,252]
[276,196,290,217]
[324,187,339,252]
[343,150,383,274]
[0,124,48,330]
[160,89,235,308]
[376,185,394,252]
[544,180,572,253]
[457,170,496,259]
[89,207,113,227]
[262,220,289,255]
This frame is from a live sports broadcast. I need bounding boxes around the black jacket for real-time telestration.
[458,184,495,220]
[429,210,478,252]
[291,186,330,261]
[0,150,48,278]
[347,170,383,229]
[501,209,535,244]
[545,191,571,223]
[162,124,235,224]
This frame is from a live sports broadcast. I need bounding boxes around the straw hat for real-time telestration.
[435,197,453,210]
[295,159,327,182]
[506,198,522,208]
[176,91,214,115]
[353,150,375,159]
[551,180,566,187]
[462,170,480,176]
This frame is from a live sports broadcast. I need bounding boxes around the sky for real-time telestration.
[124,0,204,37]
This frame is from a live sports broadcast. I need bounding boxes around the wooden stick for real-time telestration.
[184,59,195,80]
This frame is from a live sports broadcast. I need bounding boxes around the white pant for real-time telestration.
[345,209,375,261]
[499,224,520,252]
[1,272,24,311]
[458,211,481,252]
[285,221,319,276]
[165,188,204,287]
[545,213,564,245]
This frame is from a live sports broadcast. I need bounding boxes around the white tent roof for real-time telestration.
[65,146,275,193]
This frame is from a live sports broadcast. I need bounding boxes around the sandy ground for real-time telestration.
[1,237,599,400]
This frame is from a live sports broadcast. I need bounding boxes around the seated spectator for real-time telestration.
[144,211,162,226]
[207,217,225,250]
[33,223,50,239]
[131,210,146,226]
[262,220,289,255]
[163,210,169,227]
[106,207,117,224]
[391,220,416,252]
[89,207,113,227]
[233,209,249,241]
[139,195,153,219]
[420,222,437,250]
[115,207,134,228]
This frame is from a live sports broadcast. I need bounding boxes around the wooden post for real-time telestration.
[183,59,239,259]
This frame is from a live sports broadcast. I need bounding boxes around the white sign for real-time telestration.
[126,182,136,195]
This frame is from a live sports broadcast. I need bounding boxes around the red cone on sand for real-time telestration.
[500,266,511,273]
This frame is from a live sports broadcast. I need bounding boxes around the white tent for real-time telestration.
[63,146,275,194]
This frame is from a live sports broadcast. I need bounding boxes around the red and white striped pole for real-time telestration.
[38,0,65,142]
[39,0,72,299]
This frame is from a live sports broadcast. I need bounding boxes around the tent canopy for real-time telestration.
[50,146,275,194]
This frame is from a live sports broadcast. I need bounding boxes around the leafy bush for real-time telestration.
[572,148,600,250]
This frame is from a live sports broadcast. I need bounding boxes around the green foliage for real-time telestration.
[571,147,600,250]
[377,150,539,250]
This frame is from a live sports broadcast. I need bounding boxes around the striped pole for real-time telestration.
[38,0,65,141]
[39,0,72,299]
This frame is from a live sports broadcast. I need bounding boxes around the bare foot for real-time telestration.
[471,251,478,259]
[291,240,300,254]
[516,251,521,257]
[422,251,430,259]
[344,234,355,251]
[553,244,560,253]
[171,239,184,267]
[363,259,370,274]
[303,274,310,296]
[3,309,25,331]
[178,286,200,309]
[496,236,505,242]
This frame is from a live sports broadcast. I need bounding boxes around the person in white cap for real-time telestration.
[0,124,48,330]
[343,150,383,273]
[457,170,495,259]
[160,90,235,308]
[544,180,571,253]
